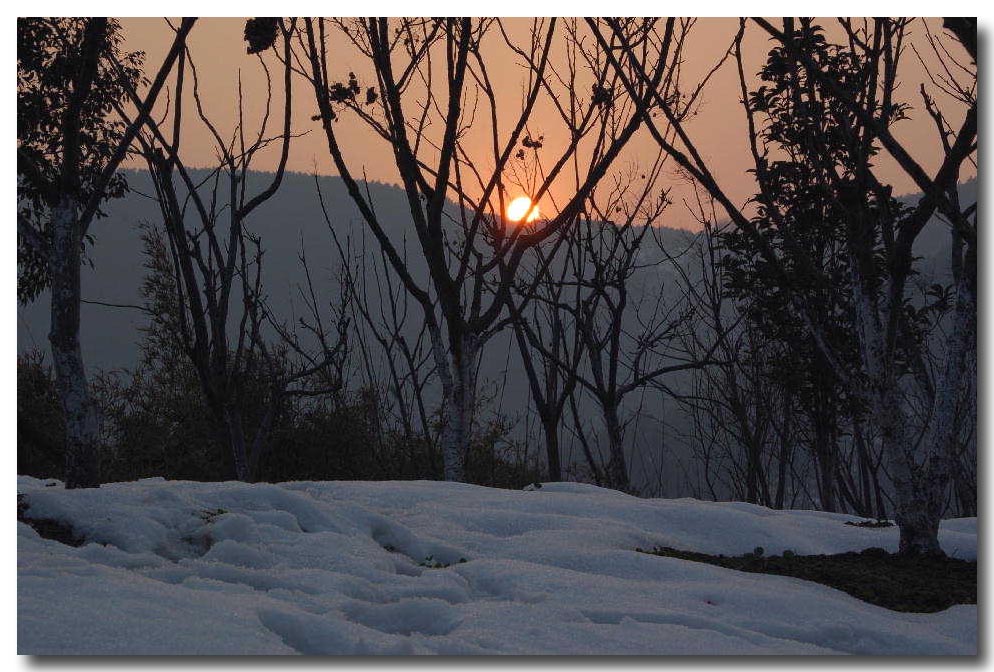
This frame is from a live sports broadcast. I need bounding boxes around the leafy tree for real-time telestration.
[598,17,976,553]
[17,17,194,488]
[17,18,143,302]
[719,27,898,512]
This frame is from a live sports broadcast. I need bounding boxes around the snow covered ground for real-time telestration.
[17,475,976,655]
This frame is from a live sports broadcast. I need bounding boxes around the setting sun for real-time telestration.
[506,196,539,223]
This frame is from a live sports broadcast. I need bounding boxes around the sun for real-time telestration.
[506,196,540,223]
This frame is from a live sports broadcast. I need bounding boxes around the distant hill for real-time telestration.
[17,170,972,495]
[907,177,976,276]
[17,169,694,371]
[19,170,428,369]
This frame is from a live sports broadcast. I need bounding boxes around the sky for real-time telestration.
[118,17,974,230]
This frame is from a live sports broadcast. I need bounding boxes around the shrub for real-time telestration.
[17,352,539,490]
[17,351,64,479]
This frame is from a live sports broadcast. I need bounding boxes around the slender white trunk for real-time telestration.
[438,334,478,482]
[873,383,944,554]
[920,245,977,531]
[223,404,252,482]
[849,259,944,553]
[602,402,629,491]
[48,197,101,489]
[863,245,975,554]
[541,414,562,483]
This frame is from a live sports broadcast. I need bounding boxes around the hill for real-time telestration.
[17,171,972,496]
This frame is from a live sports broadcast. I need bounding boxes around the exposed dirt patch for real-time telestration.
[636,545,976,613]
[844,519,894,528]
[17,494,83,547]
[417,554,468,569]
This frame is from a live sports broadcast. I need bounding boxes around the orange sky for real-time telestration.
[118,18,974,230]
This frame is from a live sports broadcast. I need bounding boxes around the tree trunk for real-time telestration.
[744,438,762,505]
[895,501,943,556]
[542,413,562,482]
[874,385,944,555]
[439,335,478,482]
[867,243,974,555]
[49,197,101,489]
[849,243,944,554]
[853,416,875,518]
[921,241,977,525]
[602,403,629,491]
[774,392,792,510]
[813,413,838,513]
[223,403,252,482]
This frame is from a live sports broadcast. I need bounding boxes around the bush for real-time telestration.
[17,353,540,490]
[92,363,231,482]
[17,351,64,479]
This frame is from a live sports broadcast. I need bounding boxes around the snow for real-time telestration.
[17,475,976,655]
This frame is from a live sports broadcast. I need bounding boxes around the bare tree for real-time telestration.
[508,236,585,482]
[315,178,440,469]
[517,166,721,491]
[569,185,698,490]
[130,19,345,481]
[296,17,681,481]
[673,215,778,507]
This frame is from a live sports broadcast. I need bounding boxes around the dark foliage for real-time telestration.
[16,18,145,302]
[17,352,64,480]
[714,21,950,515]
[244,18,279,54]
[943,18,976,62]
[727,21,949,386]
[17,494,83,547]
[17,353,541,490]
[845,519,894,528]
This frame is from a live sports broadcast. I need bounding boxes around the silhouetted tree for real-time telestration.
[599,17,976,553]
[298,18,681,481]
[130,19,346,481]
[17,17,195,488]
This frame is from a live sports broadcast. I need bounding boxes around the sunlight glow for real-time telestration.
[506,196,540,223]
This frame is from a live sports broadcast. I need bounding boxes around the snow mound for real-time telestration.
[17,476,976,655]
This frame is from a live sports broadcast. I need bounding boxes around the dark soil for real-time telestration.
[17,493,84,547]
[844,519,894,528]
[418,554,468,569]
[636,545,976,613]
